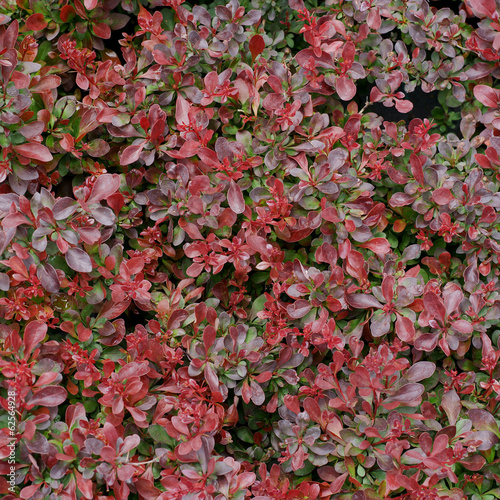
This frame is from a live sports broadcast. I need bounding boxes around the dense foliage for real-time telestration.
[1,0,500,498]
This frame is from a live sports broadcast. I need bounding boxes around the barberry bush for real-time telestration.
[1,0,500,498]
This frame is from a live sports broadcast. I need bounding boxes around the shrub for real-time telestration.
[1,0,500,499]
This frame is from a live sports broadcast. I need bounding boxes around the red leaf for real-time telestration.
[13,143,53,162]
[93,22,111,39]
[28,386,68,408]
[249,34,265,60]
[23,321,47,358]
[395,315,415,342]
[120,143,145,165]
[359,238,391,255]
[228,180,245,214]
[87,174,121,204]
[432,187,454,205]
[26,13,47,31]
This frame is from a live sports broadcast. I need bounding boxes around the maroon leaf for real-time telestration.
[249,34,265,60]
[28,386,68,408]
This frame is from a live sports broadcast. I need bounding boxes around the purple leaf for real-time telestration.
[65,248,92,273]
[346,293,383,309]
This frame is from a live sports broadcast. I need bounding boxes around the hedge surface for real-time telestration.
[1,0,500,499]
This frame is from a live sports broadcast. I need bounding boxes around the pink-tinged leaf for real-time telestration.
[84,0,98,9]
[26,13,47,31]
[395,315,415,342]
[335,76,356,101]
[23,321,47,358]
[87,174,121,204]
[28,386,68,408]
[346,293,383,309]
[423,292,446,324]
[120,143,144,165]
[246,234,270,257]
[13,143,53,162]
[432,187,454,205]
[450,319,473,334]
[469,409,500,437]
[394,99,413,113]
[66,248,92,273]
[474,84,499,108]
[249,34,265,60]
[228,181,245,214]
[287,299,312,319]
[441,390,461,425]
[359,238,391,255]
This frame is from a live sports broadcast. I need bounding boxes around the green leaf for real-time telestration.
[148,424,173,445]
